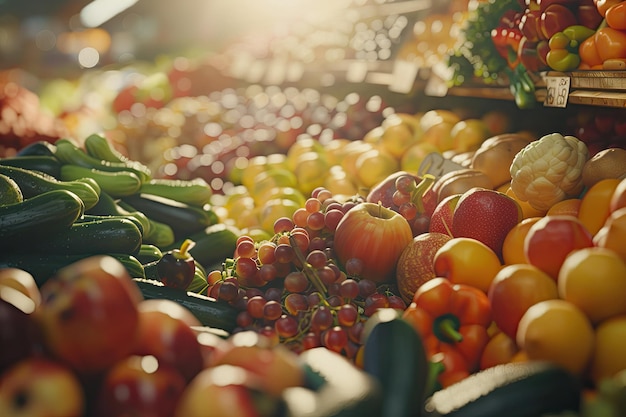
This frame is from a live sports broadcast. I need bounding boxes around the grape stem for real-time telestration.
[411,174,435,213]
[289,234,327,295]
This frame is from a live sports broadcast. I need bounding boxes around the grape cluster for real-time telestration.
[391,173,435,236]
[206,187,406,359]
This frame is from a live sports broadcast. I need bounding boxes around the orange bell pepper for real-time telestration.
[606,1,626,30]
[402,277,492,388]
[579,27,626,68]
[595,0,624,17]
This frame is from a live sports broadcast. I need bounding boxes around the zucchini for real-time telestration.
[135,244,163,264]
[167,223,240,270]
[284,347,383,417]
[0,253,92,287]
[54,138,151,182]
[109,253,146,279]
[361,309,429,417]
[28,217,143,256]
[133,278,239,332]
[76,213,144,235]
[138,177,213,207]
[141,217,176,248]
[83,133,130,164]
[0,165,100,210]
[423,361,582,417]
[0,189,84,249]
[86,191,151,237]
[15,140,57,157]
[121,193,219,240]
[60,164,142,198]
[0,155,62,178]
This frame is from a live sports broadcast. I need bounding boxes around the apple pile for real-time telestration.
[0,255,379,417]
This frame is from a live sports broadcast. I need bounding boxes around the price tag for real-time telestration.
[389,60,419,94]
[544,75,570,108]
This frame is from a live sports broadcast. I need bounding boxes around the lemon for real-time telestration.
[259,198,300,234]
[0,174,23,206]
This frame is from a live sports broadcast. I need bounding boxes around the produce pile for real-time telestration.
[1,93,626,415]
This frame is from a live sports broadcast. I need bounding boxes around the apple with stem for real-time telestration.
[334,202,413,283]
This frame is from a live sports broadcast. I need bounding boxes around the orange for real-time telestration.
[578,178,621,236]
[594,206,626,262]
[501,217,542,265]
[590,315,626,385]
[516,299,594,375]
[433,237,502,292]
[558,247,626,324]
[546,198,581,217]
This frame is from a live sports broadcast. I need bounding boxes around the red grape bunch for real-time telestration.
[391,173,436,236]
[205,187,406,360]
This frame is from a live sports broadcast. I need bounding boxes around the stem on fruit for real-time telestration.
[411,174,435,213]
[289,234,327,295]
[433,313,463,343]
[175,239,196,260]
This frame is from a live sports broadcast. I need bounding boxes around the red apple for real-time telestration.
[37,255,143,374]
[540,4,578,40]
[132,299,205,382]
[524,215,594,279]
[94,355,187,417]
[174,364,283,417]
[429,194,461,236]
[395,232,453,303]
[451,188,523,259]
[0,285,43,373]
[0,358,84,417]
[334,202,414,282]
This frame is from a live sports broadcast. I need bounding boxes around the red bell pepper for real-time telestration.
[402,278,492,388]
[491,27,524,69]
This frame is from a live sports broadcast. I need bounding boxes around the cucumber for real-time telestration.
[284,347,383,417]
[423,361,582,417]
[15,140,57,157]
[60,164,142,198]
[121,193,218,240]
[138,177,213,207]
[86,191,151,237]
[132,278,239,332]
[0,173,23,206]
[135,244,163,264]
[54,138,151,182]
[28,217,143,256]
[0,253,92,287]
[361,309,429,417]
[0,165,100,210]
[0,189,84,249]
[167,223,240,270]
[0,155,62,178]
[83,133,130,164]
[141,217,176,248]
[109,253,146,279]
[76,213,144,235]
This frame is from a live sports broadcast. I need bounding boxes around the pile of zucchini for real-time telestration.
[0,134,240,329]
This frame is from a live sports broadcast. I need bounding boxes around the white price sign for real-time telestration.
[544,76,571,108]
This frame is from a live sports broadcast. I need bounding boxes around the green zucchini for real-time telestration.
[0,253,92,287]
[132,278,239,332]
[28,217,143,256]
[141,217,176,248]
[135,244,163,264]
[284,347,383,417]
[0,155,62,178]
[0,189,84,249]
[60,164,142,198]
[121,193,219,240]
[54,138,151,182]
[0,165,100,210]
[15,140,57,157]
[86,191,151,237]
[109,253,146,279]
[138,177,213,207]
[83,133,130,164]
[166,223,240,270]
[361,308,429,417]
[423,361,582,417]
[76,213,144,235]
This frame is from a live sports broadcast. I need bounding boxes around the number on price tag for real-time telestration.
[544,76,570,108]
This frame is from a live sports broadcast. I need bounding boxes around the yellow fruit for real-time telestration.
[286,137,325,171]
[558,247,626,324]
[324,166,358,197]
[259,198,300,234]
[379,113,421,159]
[516,299,594,375]
[241,156,270,190]
[400,142,440,174]
[255,186,306,208]
[294,151,330,197]
[252,169,298,198]
[590,315,626,385]
[355,148,399,189]
[433,237,502,292]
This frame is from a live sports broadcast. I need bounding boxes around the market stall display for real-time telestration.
[1,0,626,416]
